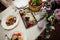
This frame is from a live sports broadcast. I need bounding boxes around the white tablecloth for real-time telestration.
[0,6,46,40]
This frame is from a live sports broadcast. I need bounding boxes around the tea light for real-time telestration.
[38,20,44,29]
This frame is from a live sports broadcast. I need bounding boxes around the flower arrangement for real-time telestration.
[37,5,56,39]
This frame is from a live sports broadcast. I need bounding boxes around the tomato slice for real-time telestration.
[17,33,22,36]
[12,32,22,37]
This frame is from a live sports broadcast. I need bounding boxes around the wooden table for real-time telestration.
[35,22,60,40]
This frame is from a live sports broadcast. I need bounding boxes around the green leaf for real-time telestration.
[25,17,30,22]
[32,0,38,5]
[45,23,51,30]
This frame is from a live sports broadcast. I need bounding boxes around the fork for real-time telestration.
[5,34,11,40]
[0,20,1,25]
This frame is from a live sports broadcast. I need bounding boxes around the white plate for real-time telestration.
[13,0,29,8]
[11,32,27,40]
[1,13,19,30]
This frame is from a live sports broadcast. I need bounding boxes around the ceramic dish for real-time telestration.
[13,0,29,8]
[11,32,26,40]
[1,13,19,29]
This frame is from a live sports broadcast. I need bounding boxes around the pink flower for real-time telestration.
[54,9,60,20]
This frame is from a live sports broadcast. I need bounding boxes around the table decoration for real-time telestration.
[37,5,56,40]
[29,0,42,11]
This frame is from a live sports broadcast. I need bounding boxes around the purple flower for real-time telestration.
[46,8,52,13]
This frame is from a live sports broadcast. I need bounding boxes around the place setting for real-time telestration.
[0,8,20,30]
[5,31,27,40]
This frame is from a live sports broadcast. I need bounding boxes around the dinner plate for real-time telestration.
[11,32,27,40]
[12,0,29,8]
[1,13,19,30]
